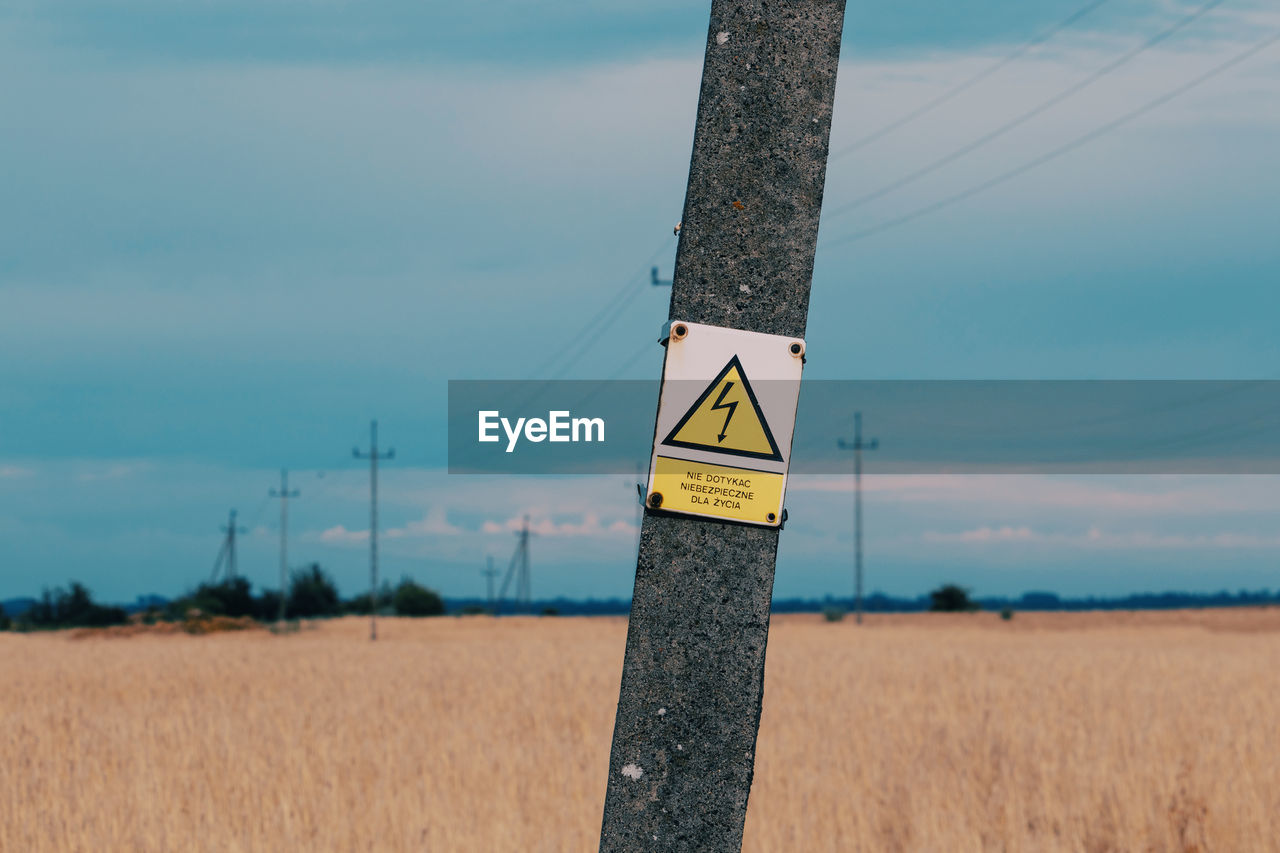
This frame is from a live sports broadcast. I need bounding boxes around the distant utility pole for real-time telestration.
[482,556,498,613]
[651,267,672,287]
[838,412,878,625]
[496,515,533,612]
[269,470,300,623]
[354,419,395,641]
[210,509,248,583]
[598,3,846,850]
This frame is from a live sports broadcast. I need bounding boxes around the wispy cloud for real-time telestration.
[386,506,463,538]
[316,506,463,545]
[75,462,148,482]
[318,524,368,545]
[787,474,1280,514]
[923,524,1280,549]
[481,512,634,539]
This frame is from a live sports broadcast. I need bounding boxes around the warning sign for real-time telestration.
[651,457,785,525]
[663,356,783,462]
[647,321,804,527]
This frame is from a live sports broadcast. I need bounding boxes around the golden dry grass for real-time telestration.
[2,610,1279,851]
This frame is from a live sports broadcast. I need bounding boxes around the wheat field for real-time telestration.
[3,610,1279,852]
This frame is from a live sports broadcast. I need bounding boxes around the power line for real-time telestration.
[508,237,673,417]
[242,493,274,529]
[830,0,1113,160]
[565,336,658,413]
[824,0,1226,220]
[821,28,1280,249]
[545,274,656,382]
[526,238,673,381]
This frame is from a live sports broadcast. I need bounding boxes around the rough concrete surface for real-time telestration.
[599,2,846,851]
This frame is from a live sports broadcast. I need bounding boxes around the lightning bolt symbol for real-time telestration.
[710,381,738,443]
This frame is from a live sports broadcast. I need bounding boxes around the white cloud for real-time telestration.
[316,506,463,545]
[318,524,368,545]
[923,524,1280,549]
[925,525,1040,544]
[0,465,33,479]
[787,473,1280,514]
[385,506,463,538]
[75,462,149,482]
[481,512,635,539]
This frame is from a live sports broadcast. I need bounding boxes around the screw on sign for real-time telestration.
[598,2,846,851]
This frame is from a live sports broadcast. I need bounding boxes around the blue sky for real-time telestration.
[2,1,1279,603]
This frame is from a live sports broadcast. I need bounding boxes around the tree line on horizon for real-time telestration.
[0,564,445,631]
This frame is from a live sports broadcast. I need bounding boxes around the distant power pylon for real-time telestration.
[837,412,879,625]
[497,515,533,613]
[269,470,301,623]
[210,509,248,583]
[482,556,498,613]
[354,419,395,641]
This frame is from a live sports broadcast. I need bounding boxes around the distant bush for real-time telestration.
[255,590,283,622]
[822,606,846,622]
[393,579,445,617]
[458,604,488,616]
[0,614,10,631]
[1000,607,1014,621]
[170,577,257,619]
[541,606,559,617]
[287,564,340,618]
[26,582,128,629]
[1018,591,1061,610]
[930,584,980,613]
[345,582,394,616]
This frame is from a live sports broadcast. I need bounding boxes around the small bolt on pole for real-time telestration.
[837,412,878,625]
[354,420,395,641]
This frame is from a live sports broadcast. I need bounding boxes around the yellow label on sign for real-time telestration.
[662,355,782,462]
[652,456,784,525]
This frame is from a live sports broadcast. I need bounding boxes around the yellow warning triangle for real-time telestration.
[663,355,783,461]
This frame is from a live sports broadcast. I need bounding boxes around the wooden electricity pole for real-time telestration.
[598,3,846,851]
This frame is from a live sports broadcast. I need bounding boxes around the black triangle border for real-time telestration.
[661,354,784,462]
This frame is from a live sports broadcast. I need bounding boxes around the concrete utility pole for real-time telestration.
[354,419,395,641]
[211,508,247,583]
[496,515,533,612]
[482,556,498,613]
[598,4,846,851]
[269,470,300,623]
[838,412,879,625]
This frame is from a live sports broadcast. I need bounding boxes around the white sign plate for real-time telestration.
[646,320,804,526]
